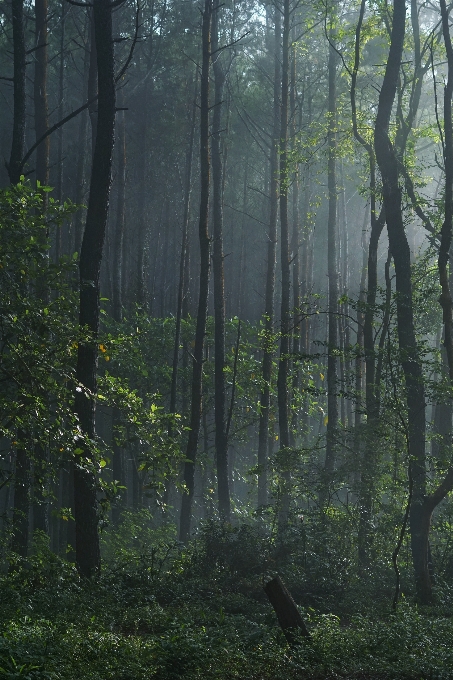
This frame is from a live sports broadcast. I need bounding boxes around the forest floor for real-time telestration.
[1,522,453,680]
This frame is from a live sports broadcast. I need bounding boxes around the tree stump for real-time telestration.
[264,575,310,644]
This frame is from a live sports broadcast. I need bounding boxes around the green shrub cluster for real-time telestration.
[1,516,453,679]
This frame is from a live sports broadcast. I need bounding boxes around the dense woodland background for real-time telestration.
[4,0,453,676]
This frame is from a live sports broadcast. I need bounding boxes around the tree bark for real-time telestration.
[374,0,429,602]
[290,29,300,445]
[277,0,292,531]
[257,5,280,509]
[323,21,339,501]
[111,99,126,526]
[74,0,116,577]
[179,0,212,543]
[11,444,30,558]
[8,0,26,184]
[34,0,49,188]
[264,575,310,644]
[212,4,230,523]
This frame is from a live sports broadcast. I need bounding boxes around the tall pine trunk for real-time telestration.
[277,0,291,531]
[179,0,212,543]
[8,0,26,184]
[323,21,338,502]
[257,6,280,509]
[212,4,230,522]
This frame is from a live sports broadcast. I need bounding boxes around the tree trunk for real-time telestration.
[74,0,116,577]
[8,0,26,184]
[290,30,300,445]
[55,0,65,261]
[165,74,197,513]
[264,576,310,644]
[111,101,126,526]
[277,0,291,531]
[411,0,453,604]
[257,5,280,509]
[212,4,230,523]
[323,25,338,501]
[179,0,212,543]
[374,0,429,603]
[34,0,49,188]
[74,21,90,256]
[11,444,30,558]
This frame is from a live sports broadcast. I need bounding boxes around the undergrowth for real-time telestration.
[0,514,452,679]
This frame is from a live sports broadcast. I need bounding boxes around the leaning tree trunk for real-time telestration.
[211,4,230,523]
[74,0,116,577]
[179,0,212,543]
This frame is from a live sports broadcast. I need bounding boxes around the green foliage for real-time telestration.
[0,181,79,451]
[1,517,453,679]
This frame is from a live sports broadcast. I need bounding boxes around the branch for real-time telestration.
[18,0,139,174]
[19,95,98,174]
[114,0,141,82]
[350,0,373,153]
[399,162,438,239]
[323,2,352,77]
[65,0,92,6]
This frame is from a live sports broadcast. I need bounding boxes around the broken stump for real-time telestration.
[264,575,310,644]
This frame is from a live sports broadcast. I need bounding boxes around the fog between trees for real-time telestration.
[1,0,453,609]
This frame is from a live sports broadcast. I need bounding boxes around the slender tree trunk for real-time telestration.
[212,4,230,522]
[34,0,49,188]
[353,206,368,480]
[55,0,65,261]
[74,21,90,255]
[277,0,291,531]
[164,75,197,513]
[290,31,300,445]
[323,25,339,500]
[74,0,116,577]
[11,444,30,558]
[340,165,352,427]
[169,78,196,427]
[31,0,50,537]
[351,0,386,567]
[257,6,280,509]
[111,102,126,526]
[56,0,65,203]
[179,0,212,543]
[8,0,26,184]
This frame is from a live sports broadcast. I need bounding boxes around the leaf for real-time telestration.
[323,415,328,427]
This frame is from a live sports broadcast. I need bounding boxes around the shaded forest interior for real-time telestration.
[3,0,453,677]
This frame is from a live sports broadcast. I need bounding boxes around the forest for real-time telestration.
[3,0,453,676]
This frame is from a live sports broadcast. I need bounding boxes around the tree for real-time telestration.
[180,0,212,543]
[73,0,116,577]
